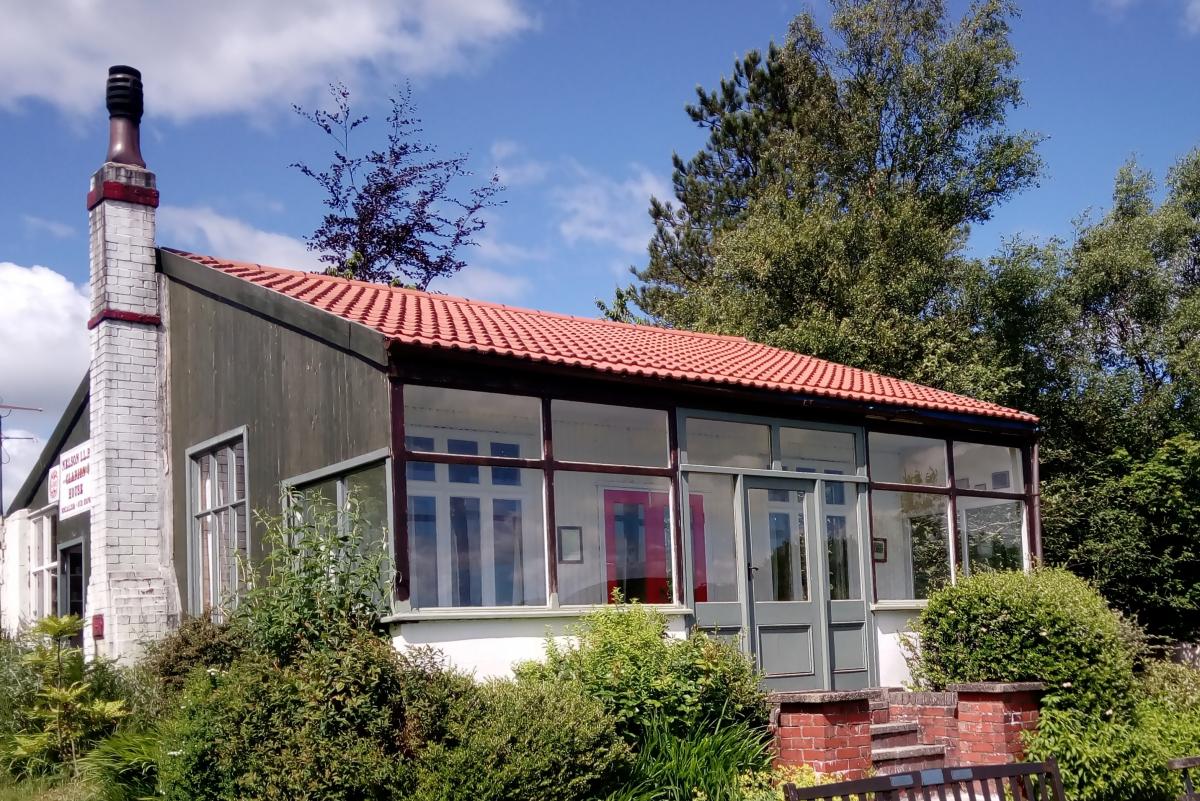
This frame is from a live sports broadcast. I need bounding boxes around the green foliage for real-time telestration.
[79,728,163,801]
[739,763,843,801]
[230,491,392,664]
[613,717,771,801]
[909,569,1138,714]
[157,494,476,801]
[140,615,241,697]
[515,600,766,740]
[1,617,126,778]
[412,678,631,801]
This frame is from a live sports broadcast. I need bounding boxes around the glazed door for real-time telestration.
[744,477,826,692]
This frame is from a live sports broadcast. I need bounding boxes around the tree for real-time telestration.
[605,0,1041,399]
[293,83,503,289]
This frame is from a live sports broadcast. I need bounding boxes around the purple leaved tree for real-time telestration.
[292,83,504,289]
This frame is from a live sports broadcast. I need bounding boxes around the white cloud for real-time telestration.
[0,263,90,508]
[158,206,322,270]
[490,139,550,186]
[434,266,530,302]
[1186,0,1200,32]
[554,163,670,254]
[0,1,534,121]
[21,215,75,239]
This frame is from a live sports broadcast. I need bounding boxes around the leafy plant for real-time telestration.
[908,568,1139,714]
[140,614,241,697]
[79,728,163,801]
[412,678,631,801]
[617,716,771,801]
[516,598,766,740]
[1,617,126,778]
[740,763,844,801]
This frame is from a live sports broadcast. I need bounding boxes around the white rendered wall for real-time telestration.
[874,608,918,687]
[0,511,31,633]
[391,613,690,680]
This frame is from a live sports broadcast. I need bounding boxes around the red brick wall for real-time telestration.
[774,696,872,778]
[954,689,1040,765]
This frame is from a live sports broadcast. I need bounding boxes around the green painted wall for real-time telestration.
[166,277,391,605]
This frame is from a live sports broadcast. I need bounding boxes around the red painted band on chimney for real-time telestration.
[86,180,160,211]
[87,308,162,330]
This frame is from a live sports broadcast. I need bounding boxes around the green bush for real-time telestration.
[909,568,1138,713]
[413,678,631,801]
[739,763,843,801]
[156,494,477,801]
[140,615,241,696]
[516,600,766,739]
[79,728,163,801]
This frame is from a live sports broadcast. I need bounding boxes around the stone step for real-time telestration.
[871,744,946,776]
[870,721,919,748]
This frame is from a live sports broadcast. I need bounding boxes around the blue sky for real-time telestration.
[1,0,1199,505]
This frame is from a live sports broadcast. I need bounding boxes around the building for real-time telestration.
[0,66,1039,691]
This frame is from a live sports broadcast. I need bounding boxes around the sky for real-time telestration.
[1,0,1199,508]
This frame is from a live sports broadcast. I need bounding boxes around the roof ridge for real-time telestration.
[165,249,755,345]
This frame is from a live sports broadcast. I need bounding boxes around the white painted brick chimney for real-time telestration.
[84,66,179,660]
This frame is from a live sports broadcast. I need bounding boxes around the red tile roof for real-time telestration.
[168,250,1037,424]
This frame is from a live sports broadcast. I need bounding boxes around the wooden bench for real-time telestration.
[783,759,1066,801]
[1169,755,1200,801]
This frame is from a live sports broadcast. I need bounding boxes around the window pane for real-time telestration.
[447,439,480,484]
[826,508,861,601]
[405,437,437,481]
[232,440,246,501]
[555,472,672,605]
[215,447,230,507]
[552,401,669,467]
[490,442,522,486]
[748,488,809,602]
[952,442,1024,493]
[685,418,771,469]
[872,491,950,600]
[781,427,857,474]
[869,433,947,487]
[686,473,738,603]
[197,454,213,512]
[961,499,1024,573]
[347,463,391,597]
[404,385,542,457]
[409,496,439,608]
[406,467,545,608]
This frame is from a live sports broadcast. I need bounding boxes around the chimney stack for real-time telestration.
[85,65,178,660]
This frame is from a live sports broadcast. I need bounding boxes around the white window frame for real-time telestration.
[186,428,249,619]
[28,510,58,621]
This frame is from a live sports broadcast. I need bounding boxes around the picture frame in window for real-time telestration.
[872,537,888,563]
[974,483,987,491]
[991,470,1011,490]
[558,526,584,564]
[955,478,969,489]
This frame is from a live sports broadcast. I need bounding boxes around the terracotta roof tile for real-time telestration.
[167,250,1037,424]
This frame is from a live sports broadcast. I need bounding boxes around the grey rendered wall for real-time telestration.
[166,277,391,603]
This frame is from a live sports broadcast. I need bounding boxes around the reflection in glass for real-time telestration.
[748,488,808,602]
[687,473,738,603]
[686,418,772,469]
[552,400,669,467]
[962,499,1024,572]
[868,432,947,486]
[952,441,1024,492]
[872,491,951,601]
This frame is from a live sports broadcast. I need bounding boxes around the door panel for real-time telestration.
[745,478,824,691]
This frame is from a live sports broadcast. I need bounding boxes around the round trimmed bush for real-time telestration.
[412,678,631,801]
[909,568,1138,713]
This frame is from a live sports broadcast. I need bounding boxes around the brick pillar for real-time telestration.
[950,682,1043,765]
[889,690,960,765]
[84,158,178,661]
[772,691,873,778]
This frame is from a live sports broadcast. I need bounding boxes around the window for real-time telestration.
[407,460,545,608]
[685,473,738,603]
[189,434,248,619]
[868,432,947,486]
[552,401,669,467]
[952,441,1024,492]
[960,498,1024,573]
[404,386,542,457]
[685,418,771,468]
[28,513,58,620]
[554,472,672,605]
[293,459,392,601]
[872,491,951,600]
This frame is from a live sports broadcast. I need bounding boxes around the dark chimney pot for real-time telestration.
[105,65,146,168]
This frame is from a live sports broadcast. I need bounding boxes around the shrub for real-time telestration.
[0,633,38,742]
[1,617,126,778]
[739,763,844,801]
[1142,660,1200,713]
[516,600,766,739]
[159,630,428,801]
[141,615,241,696]
[412,678,631,801]
[909,568,1138,713]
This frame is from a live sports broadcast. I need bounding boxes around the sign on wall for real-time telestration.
[58,440,92,520]
[47,465,60,505]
